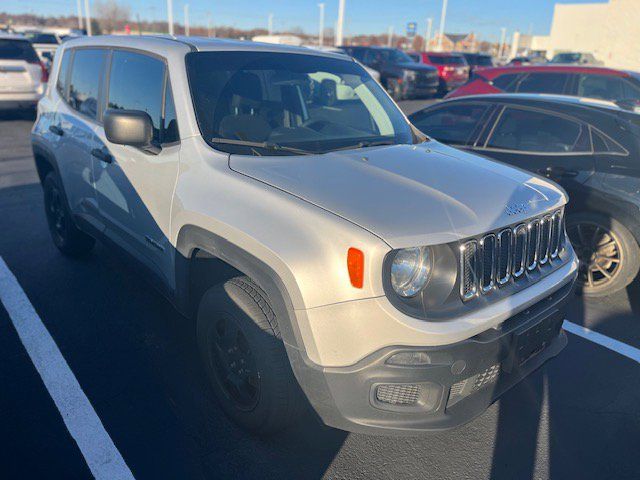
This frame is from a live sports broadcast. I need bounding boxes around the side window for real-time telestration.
[411,103,490,145]
[491,73,519,92]
[577,74,625,101]
[516,73,569,94]
[107,50,179,145]
[55,50,72,100]
[107,51,165,144]
[162,84,179,144]
[486,107,590,153]
[591,128,628,155]
[68,49,107,120]
[622,78,640,101]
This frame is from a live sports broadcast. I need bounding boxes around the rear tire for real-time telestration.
[196,276,303,435]
[43,172,95,257]
[566,212,640,297]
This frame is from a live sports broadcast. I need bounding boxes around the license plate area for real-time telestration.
[509,310,564,369]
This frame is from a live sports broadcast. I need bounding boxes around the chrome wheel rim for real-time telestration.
[567,221,622,289]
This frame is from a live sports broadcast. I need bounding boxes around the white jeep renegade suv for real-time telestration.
[31,35,578,435]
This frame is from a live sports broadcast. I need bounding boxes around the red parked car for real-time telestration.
[409,52,469,95]
[446,65,640,107]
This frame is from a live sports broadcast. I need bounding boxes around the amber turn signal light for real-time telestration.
[347,248,364,288]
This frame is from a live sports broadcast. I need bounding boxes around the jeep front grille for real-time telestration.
[459,209,564,300]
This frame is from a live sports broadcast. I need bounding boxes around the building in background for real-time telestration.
[427,32,477,52]
[531,0,640,69]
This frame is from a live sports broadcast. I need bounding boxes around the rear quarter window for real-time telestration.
[56,50,72,100]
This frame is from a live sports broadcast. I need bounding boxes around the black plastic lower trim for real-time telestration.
[290,277,576,435]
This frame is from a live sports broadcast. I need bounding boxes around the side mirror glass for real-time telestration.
[104,109,157,152]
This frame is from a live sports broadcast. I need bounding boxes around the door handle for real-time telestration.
[49,125,64,136]
[537,166,578,178]
[91,148,113,164]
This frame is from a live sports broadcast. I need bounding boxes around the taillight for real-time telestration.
[39,61,49,83]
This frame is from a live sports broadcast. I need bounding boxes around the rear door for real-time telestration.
[0,39,41,94]
[474,105,595,194]
[94,49,180,285]
[55,48,108,225]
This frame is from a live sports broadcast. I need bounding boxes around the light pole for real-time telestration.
[268,13,273,35]
[167,0,174,35]
[335,0,345,46]
[387,25,393,48]
[436,0,447,52]
[84,0,92,36]
[318,3,325,47]
[184,4,189,36]
[425,17,432,51]
[76,0,83,30]
[499,27,506,59]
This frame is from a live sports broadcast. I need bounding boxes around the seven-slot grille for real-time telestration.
[460,209,564,300]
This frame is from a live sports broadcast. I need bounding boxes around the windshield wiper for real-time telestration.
[211,138,314,156]
[326,139,400,153]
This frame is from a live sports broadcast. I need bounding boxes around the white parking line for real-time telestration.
[0,256,135,480]
[564,320,640,364]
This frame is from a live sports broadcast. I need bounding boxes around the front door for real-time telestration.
[94,49,181,287]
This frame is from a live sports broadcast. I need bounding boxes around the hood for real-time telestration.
[229,142,567,248]
[398,62,438,73]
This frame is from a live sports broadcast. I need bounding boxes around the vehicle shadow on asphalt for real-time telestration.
[0,181,348,479]
[490,284,640,480]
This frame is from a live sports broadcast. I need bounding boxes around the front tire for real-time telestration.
[196,276,302,435]
[43,172,95,257]
[566,212,640,297]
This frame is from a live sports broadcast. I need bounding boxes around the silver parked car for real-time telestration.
[0,35,46,111]
[31,35,578,435]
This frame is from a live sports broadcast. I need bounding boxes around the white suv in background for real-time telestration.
[31,35,578,435]
[0,35,46,111]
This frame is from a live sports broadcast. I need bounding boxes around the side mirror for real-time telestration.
[104,109,159,153]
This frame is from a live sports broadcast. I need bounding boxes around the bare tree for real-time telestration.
[95,0,130,34]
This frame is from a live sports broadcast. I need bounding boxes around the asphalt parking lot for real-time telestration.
[1,104,639,480]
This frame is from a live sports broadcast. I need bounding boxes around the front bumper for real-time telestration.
[289,277,575,435]
[404,82,439,99]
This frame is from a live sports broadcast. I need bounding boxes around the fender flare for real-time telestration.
[31,140,61,185]
[174,224,306,353]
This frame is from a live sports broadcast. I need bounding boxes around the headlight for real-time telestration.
[403,69,416,81]
[390,247,432,297]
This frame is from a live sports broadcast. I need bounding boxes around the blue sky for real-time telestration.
[3,0,606,42]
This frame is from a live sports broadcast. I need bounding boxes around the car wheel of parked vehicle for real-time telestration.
[196,276,302,435]
[43,172,95,257]
[566,212,640,297]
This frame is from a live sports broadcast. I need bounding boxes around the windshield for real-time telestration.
[551,53,581,63]
[186,51,415,155]
[474,55,493,66]
[388,49,415,64]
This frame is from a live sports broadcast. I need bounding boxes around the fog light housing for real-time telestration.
[386,351,431,366]
[371,382,442,413]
